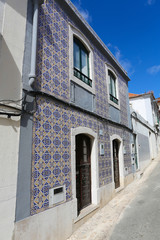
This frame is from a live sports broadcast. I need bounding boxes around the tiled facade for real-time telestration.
[31,97,131,214]
[31,0,132,215]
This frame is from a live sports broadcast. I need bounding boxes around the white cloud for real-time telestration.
[147,65,160,74]
[73,0,92,23]
[79,9,91,22]
[113,46,134,76]
[147,0,156,5]
[107,43,112,48]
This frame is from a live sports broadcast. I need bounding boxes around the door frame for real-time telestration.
[110,134,124,191]
[71,127,99,219]
[76,134,92,212]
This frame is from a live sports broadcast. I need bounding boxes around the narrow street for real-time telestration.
[110,155,160,240]
[68,154,160,240]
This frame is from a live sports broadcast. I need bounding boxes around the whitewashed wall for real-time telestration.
[130,97,154,126]
[131,108,159,172]
[0,0,27,239]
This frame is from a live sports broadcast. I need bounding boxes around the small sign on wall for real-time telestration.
[49,185,66,206]
[99,129,103,136]
[123,145,126,154]
[100,143,104,155]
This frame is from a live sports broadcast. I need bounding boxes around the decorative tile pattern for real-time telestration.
[36,1,130,128]
[31,0,132,215]
[94,48,109,119]
[32,96,124,214]
[36,1,69,101]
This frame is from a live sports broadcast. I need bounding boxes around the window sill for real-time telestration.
[71,74,95,94]
[74,204,100,223]
[108,99,120,110]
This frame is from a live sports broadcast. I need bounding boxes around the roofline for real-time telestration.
[129,92,160,110]
[63,0,130,82]
[129,92,154,99]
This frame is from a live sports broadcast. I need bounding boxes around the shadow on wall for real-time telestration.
[0,116,20,132]
[0,38,21,101]
[5,0,29,22]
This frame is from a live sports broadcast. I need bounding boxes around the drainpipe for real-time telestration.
[29,0,44,87]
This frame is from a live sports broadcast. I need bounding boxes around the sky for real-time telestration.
[71,0,160,98]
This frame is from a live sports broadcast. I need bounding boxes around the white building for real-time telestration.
[0,0,28,239]
[129,92,160,173]
[129,92,159,128]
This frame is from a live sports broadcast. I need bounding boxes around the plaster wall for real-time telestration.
[0,0,5,35]
[132,118,150,171]
[14,200,73,240]
[131,116,159,171]
[130,99,146,120]
[149,132,158,159]
[0,116,20,240]
[130,97,154,126]
[0,0,28,239]
[0,0,27,101]
[145,98,154,126]
[137,133,150,171]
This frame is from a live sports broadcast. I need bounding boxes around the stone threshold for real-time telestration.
[74,204,100,223]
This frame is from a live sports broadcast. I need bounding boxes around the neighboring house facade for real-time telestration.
[14,0,133,239]
[0,0,28,240]
[129,92,160,129]
[156,97,160,112]
[129,92,160,173]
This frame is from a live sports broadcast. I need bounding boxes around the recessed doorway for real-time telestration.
[113,139,120,189]
[76,134,91,213]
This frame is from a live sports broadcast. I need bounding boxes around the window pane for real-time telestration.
[109,76,112,95]
[81,49,89,77]
[112,78,116,98]
[108,71,117,98]
[74,42,80,70]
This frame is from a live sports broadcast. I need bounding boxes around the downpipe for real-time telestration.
[29,0,43,87]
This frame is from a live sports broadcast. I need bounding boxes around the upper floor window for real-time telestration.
[108,70,118,104]
[106,65,120,109]
[73,37,92,87]
[69,24,95,94]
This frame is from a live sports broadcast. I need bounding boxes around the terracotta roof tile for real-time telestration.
[129,93,140,98]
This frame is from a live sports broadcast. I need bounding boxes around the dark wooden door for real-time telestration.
[76,134,91,213]
[113,140,120,189]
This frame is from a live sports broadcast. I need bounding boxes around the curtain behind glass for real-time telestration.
[74,41,80,70]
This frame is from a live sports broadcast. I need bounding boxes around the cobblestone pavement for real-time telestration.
[67,154,160,240]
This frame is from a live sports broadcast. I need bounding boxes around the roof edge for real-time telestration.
[64,0,130,82]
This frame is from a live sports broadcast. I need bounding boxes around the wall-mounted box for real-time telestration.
[49,185,66,207]
[99,129,103,136]
[100,143,104,155]
[124,167,128,176]
[123,146,126,154]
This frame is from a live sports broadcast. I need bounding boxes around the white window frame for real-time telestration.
[71,127,99,220]
[110,134,124,192]
[106,64,120,109]
[69,23,95,94]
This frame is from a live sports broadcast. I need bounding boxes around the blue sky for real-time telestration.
[71,0,160,98]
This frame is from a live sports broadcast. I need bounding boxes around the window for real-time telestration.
[106,65,120,109]
[69,24,95,94]
[73,37,92,87]
[108,70,118,104]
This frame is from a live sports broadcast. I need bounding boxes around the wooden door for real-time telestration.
[113,140,120,189]
[76,134,91,213]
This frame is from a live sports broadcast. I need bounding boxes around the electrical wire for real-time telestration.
[0,97,24,103]
[0,98,23,117]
